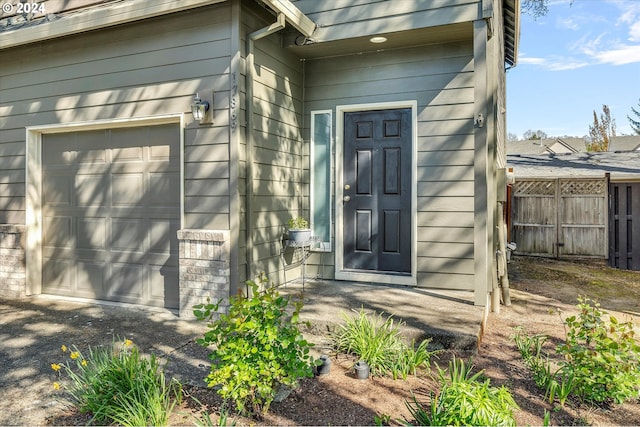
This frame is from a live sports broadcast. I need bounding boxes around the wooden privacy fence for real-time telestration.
[510,177,608,259]
[609,182,640,270]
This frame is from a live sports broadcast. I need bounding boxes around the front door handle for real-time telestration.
[343,195,351,202]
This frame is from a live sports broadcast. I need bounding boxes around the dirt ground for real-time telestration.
[48,255,640,426]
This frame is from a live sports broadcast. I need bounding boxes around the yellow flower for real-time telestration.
[70,351,80,360]
[51,363,62,372]
[81,359,88,367]
[61,345,67,353]
[124,339,133,347]
[53,382,61,390]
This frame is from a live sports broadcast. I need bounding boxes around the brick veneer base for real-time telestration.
[177,229,230,318]
[0,224,26,298]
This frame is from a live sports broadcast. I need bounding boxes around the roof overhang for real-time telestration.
[0,0,227,50]
[259,0,315,37]
[503,0,520,66]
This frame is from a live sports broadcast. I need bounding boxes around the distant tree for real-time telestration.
[587,104,616,151]
[522,0,549,18]
[523,129,548,140]
[522,0,575,18]
[507,132,519,142]
[628,99,640,135]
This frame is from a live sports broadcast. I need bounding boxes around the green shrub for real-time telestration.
[332,308,435,378]
[557,296,640,404]
[51,339,182,426]
[513,296,640,406]
[194,273,316,416]
[405,357,518,426]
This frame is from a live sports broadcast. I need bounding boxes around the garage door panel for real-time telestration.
[150,264,178,303]
[71,134,109,164]
[112,173,144,206]
[42,124,180,309]
[43,216,72,248]
[149,172,180,207]
[76,174,108,207]
[111,218,145,252]
[149,219,179,254]
[43,174,72,207]
[43,259,72,290]
[76,261,105,293]
[77,218,106,250]
[110,263,144,299]
[149,144,173,161]
[112,146,144,163]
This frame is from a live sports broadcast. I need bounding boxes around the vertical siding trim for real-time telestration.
[245,13,286,283]
[229,0,241,294]
[473,19,489,306]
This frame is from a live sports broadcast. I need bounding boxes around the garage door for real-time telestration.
[41,124,180,308]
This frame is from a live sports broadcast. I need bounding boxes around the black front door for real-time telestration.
[343,109,412,273]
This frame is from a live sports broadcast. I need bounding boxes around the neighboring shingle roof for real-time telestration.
[507,151,640,180]
[508,136,640,155]
[609,135,640,152]
[507,137,587,155]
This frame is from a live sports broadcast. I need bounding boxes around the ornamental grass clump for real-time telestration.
[332,308,436,378]
[51,338,182,426]
[194,273,316,416]
[405,357,519,426]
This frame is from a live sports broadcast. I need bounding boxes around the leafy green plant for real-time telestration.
[51,339,182,426]
[404,357,518,426]
[557,296,640,404]
[287,216,309,229]
[192,401,237,427]
[332,308,435,378]
[194,273,316,416]
[512,327,574,406]
[374,413,392,426]
[513,296,640,406]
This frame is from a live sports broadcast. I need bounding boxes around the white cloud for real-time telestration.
[518,54,589,70]
[518,56,546,66]
[519,1,640,70]
[591,44,640,65]
[613,1,640,41]
[557,17,579,30]
[629,21,640,42]
[573,29,640,66]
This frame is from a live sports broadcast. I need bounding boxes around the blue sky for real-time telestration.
[507,0,640,139]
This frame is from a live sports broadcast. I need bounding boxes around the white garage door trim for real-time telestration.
[25,114,185,296]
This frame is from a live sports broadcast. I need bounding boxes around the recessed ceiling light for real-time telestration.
[370,36,387,44]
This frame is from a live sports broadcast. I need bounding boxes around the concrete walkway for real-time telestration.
[279,279,486,353]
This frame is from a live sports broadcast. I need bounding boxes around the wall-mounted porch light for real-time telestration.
[191,92,210,123]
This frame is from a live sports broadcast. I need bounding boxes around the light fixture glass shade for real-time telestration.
[191,93,209,121]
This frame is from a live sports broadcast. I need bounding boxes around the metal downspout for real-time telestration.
[245,13,286,284]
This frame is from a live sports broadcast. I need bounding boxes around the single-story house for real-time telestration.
[507,135,640,155]
[507,151,640,269]
[0,0,520,316]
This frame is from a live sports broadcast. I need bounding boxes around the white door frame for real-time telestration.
[335,101,417,285]
[24,114,185,295]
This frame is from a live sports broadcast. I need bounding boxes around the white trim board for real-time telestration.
[334,101,418,286]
